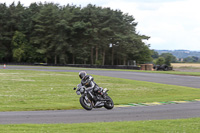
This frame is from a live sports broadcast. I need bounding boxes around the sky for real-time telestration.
[2,0,200,50]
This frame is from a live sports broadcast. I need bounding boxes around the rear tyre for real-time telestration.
[104,96,114,109]
[80,96,92,111]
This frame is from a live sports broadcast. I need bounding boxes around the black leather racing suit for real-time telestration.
[81,75,102,94]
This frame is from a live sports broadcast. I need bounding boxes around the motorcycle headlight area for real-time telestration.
[80,87,85,93]
[76,91,81,95]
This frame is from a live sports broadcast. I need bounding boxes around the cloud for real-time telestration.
[2,0,200,50]
[103,0,200,50]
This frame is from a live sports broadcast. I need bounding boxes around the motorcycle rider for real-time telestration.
[79,71,105,97]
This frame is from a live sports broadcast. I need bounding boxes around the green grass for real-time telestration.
[1,118,200,133]
[0,69,200,111]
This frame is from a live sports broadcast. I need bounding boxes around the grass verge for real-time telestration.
[0,118,200,133]
[0,69,200,111]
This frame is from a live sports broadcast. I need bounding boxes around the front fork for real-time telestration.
[83,91,95,104]
[84,95,89,102]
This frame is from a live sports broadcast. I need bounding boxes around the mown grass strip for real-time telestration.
[0,118,200,133]
[0,69,200,111]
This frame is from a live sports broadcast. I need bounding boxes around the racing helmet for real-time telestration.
[79,71,87,79]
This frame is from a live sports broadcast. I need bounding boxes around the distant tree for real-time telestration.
[12,31,27,62]
[192,56,199,62]
[160,53,177,66]
[183,56,199,63]
[156,57,165,65]
[151,50,159,59]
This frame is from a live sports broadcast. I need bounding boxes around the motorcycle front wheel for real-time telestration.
[80,96,93,110]
[104,96,114,109]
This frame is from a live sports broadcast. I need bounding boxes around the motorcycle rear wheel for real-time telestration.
[104,96,114,109]
[80,96,93,110]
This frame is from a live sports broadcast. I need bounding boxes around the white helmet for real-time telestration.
[79,71,87,79]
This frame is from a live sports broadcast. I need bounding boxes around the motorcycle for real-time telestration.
[73,84,114,110]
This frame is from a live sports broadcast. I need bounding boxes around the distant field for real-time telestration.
[172,63,200,68]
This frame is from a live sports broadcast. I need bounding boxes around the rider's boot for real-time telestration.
[98,90,106,99]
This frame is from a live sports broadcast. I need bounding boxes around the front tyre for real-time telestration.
[80,96,93,111]
[104,96,114,109]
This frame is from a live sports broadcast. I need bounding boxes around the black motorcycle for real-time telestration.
[73,84,114,110]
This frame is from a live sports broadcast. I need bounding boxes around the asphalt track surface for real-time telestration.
[1,102,200,124]
[0,66,200,124]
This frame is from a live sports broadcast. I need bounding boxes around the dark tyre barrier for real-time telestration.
[153,64,173,71]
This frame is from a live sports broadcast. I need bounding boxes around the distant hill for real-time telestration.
[155,50,200,58]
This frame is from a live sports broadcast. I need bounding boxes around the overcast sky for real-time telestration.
[2,0,200,50]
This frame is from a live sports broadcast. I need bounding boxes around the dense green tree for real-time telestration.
[156,57,165,65]
[151,50,159,59]
[0,3,8,61]
[0,2,151,65]
[12,31,27,62]
[32,3,61,63]
[160,53,177,66]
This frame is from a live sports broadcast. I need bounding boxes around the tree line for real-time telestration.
[152,50,200,64]
[179,56,200,63]
[0,2,152,65]
[151,50,177,66]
